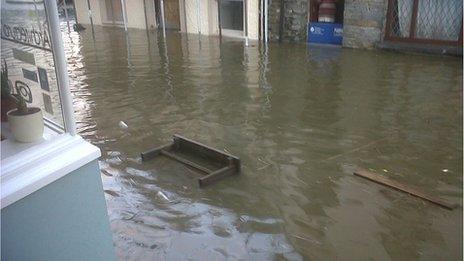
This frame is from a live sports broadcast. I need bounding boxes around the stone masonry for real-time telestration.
[342,0,388,49]
[269,0,309,42]
[268,0,389,49]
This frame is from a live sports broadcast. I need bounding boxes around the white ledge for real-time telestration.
[1,134,101,209]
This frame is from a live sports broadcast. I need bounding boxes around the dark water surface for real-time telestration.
[63,25,462,260]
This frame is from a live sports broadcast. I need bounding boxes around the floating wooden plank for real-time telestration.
[141,143,173,161]
[141,134,241,187]
[354,168,457,210]
[160,150,212,174]
[174,134,241,169]
[198,165,236,187]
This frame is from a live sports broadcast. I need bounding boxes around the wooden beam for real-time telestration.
[173,134,241,169]
[141,143,173,161]
[354,168,457,210]
[409,0,419,39]
[141,134,241,187]
[198,165,236,187]
[384,0,395,40]
[160,150,212,174]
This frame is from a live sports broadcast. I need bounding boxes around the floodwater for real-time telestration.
[63,25,462,260]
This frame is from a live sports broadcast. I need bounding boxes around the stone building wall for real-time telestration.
[342,0,388,49]
[268,0,309,42]
[268,0,389,49]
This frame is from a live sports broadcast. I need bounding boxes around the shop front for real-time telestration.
[308,0,344,45]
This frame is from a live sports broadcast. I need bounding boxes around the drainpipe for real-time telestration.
[279,0,285,42]
[160,0,166,38]
[197,0,201,35]
[120,0,128,31]
[183,0,188,33]
[143,0,149,31]
[44,0,76,135]
[244,0,248,46]
[260,0,263,41]
[217,0,222,38]
[86,0,95,34]
[61,0,71,34]
[264,0,268,42]
[71,0,78,24]
[152,0,157,28]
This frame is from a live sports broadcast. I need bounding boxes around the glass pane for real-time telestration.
[220,0,243,31]
[1,0,65,129]
[389,0,413,38]
[415,0,463,41]
[112,0,123,22]
[105,0,114,21]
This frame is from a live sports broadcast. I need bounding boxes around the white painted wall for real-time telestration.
[75,0,103,25]
[184,0,213,34]
[145,0,157,29]
[183,0,259,39]
[74,0,260,38]
[208,0,220,35]
[75,0,151,29]
[247,0,259,39]
[124,0,147,29]
[98,0,111,24]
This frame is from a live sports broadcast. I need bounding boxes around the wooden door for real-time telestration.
[112,0,123,23]
[164,0,180,29]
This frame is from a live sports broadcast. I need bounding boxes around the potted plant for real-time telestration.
[7,89,44,143]
[1,59,16,122]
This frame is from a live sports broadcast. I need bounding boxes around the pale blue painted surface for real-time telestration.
[1,160,115,261]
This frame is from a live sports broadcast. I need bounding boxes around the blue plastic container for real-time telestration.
[308,22,343,45]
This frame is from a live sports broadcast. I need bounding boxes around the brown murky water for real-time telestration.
[63,25,462,260]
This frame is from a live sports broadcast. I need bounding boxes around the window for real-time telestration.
[1,0,76,156]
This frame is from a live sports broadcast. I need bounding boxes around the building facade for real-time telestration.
[74,0,260,40]
[74,0,463,53]
[270,0,462,53]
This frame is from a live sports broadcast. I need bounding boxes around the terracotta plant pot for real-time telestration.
[1,97,16,122]
[7,107,44,143]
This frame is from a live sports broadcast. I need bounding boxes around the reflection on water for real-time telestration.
[63,24,462,260]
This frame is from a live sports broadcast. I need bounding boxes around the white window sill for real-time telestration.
[1,122,62,160]
[1,126,101,209]
[221,29,246,39]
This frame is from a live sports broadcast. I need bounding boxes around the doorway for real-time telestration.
[104,0,124,24]
[309,0,344,23]
[155,0,180,30]
[219,0,244,37]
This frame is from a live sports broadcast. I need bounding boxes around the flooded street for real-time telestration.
[63,25,462,260]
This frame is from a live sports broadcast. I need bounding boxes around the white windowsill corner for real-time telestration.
[1,130,101,209]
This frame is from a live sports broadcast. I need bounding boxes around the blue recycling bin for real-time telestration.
[308,22,343,45]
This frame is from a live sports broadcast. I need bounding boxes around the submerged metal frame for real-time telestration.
[141,134,241,187]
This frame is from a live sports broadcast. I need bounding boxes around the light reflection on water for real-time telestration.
[63,23,462,260]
